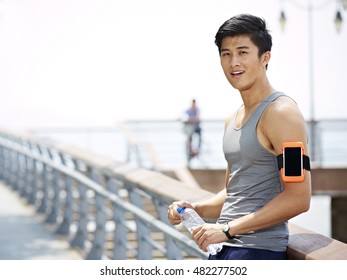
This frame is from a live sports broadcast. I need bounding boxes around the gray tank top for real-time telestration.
[219,92,288,252]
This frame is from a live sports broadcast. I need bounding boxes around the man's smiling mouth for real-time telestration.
[231,71,244,76]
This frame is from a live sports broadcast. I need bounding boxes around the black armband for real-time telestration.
[277,154,311,171]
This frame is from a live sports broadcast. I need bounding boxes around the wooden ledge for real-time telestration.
[288,223,347,259]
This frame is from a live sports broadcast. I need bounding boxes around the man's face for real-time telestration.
[220,35,268,92]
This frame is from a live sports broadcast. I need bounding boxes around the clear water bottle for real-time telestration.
[177,207,223,255]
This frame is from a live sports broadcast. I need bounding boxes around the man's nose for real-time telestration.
[229,56,240,67]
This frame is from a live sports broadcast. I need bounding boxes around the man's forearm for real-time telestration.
[193,189,226,219]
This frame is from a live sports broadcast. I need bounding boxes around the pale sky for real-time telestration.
[0,0,346,129]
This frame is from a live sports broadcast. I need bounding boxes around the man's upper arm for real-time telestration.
[265,98,311,211]
[265,98,309,156]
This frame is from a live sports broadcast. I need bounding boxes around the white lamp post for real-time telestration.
[279,0,345,162]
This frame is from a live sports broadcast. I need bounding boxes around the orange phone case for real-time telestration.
[281,142,305,183]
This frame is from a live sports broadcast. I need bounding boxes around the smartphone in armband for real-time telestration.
[281,142,305,183]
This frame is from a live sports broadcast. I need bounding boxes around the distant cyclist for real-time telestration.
[182,99,202,160]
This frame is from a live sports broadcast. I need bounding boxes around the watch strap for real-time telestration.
[223,224,234,239]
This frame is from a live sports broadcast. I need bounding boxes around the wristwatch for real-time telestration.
[222,223,234,239]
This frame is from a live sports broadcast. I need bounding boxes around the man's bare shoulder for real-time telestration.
[260,95,308,154]
[264,95,304,123]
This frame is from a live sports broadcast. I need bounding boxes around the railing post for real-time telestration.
[12,140,22,192]
[70,182,88,250]
[0,144,4,180]
[128,188,152,259]
[112,203,128,259]
[86,193,106,259]
[3,147,11,184]
[45,169,60,224]
[27,144,43,205]
[21,153,32,198]
[154,199,184,259]
[136,220,152,259]
[56,175,73,235]
[37,163,48,213]
[108,178,128,259]
[37,148,54,214]
[16,149,27,195]
[9,149,19,190]
[21,141,35,198]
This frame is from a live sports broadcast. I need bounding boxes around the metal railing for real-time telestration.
[122,119,347,170]
[0,129,207,260]
[1,128,347,260]
[34,119,347,171]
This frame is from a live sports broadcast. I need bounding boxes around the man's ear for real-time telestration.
[263,51,271,66]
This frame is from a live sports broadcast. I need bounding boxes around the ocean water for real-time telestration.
[36,120,347,238]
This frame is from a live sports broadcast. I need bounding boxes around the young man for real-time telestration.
[167,14,311,260]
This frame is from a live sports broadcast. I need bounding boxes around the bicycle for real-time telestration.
[183,122,202,164]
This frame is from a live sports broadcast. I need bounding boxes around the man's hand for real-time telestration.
[192,223,228,252]
[167,201,194,225]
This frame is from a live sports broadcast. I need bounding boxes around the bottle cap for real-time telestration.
[177,207,186,214]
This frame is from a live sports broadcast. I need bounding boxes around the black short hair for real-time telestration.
[215,14,272,58]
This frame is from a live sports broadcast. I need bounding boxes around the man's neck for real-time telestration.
[240,81,275,111]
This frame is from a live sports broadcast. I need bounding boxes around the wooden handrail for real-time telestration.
[288,223,347,259]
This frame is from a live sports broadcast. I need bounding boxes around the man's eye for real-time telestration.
[240,51,247,55]
[221,52,230,57]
